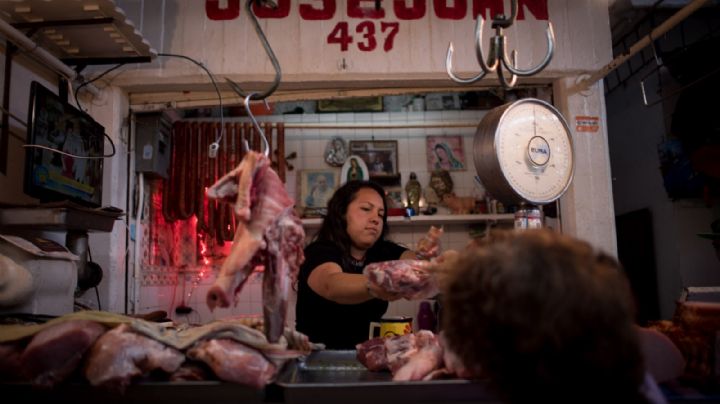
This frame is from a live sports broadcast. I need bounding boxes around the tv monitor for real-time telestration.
[24,81,105,208]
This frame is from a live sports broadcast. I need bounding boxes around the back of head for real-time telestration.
[442,229,646,403]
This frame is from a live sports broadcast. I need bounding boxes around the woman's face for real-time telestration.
[436,146,448,161]
[345,187,384,251]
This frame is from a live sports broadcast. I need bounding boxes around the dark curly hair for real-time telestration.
[314,180,389,260]
[442,229,647,404]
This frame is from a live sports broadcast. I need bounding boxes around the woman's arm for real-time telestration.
[308,262,400,304]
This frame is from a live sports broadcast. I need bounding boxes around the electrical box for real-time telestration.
[134,112,171,178]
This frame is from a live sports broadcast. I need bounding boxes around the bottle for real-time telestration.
[417,301,436,332]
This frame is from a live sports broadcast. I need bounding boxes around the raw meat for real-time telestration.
[20,319,106,387]
[392,331,444,381]
[187,338,276,388]
[356,330,472,382]
[355,337,388,371]
[0,340,26,382]
[205,150,305,343]
[364,260,438,300]
[84,324,185,392]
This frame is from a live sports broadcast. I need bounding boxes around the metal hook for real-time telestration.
[446,18,486,84]
[243,93,270,157]
[225,0,281,101]
[445,0,554,89]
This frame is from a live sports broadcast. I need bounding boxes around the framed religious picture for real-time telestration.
[298,169,339,217]
[324,136,348,167]
[348,140,399,178]
[340,155,369,185]
[426,135,466,171]
[318,96,383,113]
[384,186,404,209]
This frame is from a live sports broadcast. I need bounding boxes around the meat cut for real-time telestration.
[205,150,305,343]
[356,330,471,381]
[84,323,186,392]
[20,319,106,387]
[364,260,439,300]
[0,311,319,391]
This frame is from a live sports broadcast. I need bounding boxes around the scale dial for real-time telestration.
[474,98,574,205]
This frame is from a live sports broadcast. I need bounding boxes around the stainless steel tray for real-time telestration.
[274,350,499,403]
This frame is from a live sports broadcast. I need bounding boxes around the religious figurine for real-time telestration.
[425,169,454,210]
[324,137,347,167]
[405,172,421,214]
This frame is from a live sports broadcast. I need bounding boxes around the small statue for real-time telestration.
[426,170,454,209]
[405,172,421,213]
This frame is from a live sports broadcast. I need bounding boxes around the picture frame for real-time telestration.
[426,135,466,171]
[348,140,399,178]
[384,186,404,209]
[318,96,383,113]
[298,169,340,214]
[340,155,369,185]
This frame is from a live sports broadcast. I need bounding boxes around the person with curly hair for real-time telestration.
[438,229,666,403]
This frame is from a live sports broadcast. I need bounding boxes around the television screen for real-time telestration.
[24,81,105,208]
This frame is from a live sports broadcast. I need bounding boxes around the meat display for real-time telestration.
[356,330,470,382]
[187,338,276,389]
[205,150,305,343]
[0,311,318,392]
[84,323,186,392]
[21,319,106,387]
[364,260,439,300]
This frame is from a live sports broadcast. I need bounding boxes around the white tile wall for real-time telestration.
[139,108,494,326]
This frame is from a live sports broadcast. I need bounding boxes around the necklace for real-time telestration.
[349,256,365,267]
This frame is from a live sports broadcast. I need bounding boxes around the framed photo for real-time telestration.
[384,186,404,209]
[318,96,383,113]
[298,169,339,212]
[348,140,399,178]
[426,135,466,171]
[340,155,369,184]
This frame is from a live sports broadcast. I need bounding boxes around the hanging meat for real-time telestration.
[205,150,305,343]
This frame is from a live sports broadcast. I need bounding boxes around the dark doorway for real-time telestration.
[616,208,660,325]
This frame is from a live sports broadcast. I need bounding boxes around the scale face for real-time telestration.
[474,98,574,205]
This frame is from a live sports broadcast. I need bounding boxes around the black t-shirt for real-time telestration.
[295,239,407,349]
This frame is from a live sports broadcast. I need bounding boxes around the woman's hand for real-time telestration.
[366,278,403,302]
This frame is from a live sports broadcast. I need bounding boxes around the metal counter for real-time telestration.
[274,350,500,403]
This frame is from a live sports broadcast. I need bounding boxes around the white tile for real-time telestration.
[336,113,355,123]
[301,114,320,123]
[319,114,337,123]
[354,112,373,122]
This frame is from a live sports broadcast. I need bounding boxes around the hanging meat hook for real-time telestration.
[445,0,554,88]
[226,0,282,101]
[243,93,270,157]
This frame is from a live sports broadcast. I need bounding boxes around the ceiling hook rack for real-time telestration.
[226,0,282,101]
[445,0,555,89]
[243,93,270,157]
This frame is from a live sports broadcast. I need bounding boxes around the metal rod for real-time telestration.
[180,121,481,130]
[576,0,710,90]
[0,17,76,79]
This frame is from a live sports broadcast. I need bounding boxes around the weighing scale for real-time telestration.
[473,98,575,228]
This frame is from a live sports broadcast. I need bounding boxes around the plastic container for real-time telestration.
[417,301,437,332]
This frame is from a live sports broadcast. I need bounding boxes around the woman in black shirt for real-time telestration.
[295,180,417,349]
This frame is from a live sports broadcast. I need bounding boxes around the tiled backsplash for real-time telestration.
[139,109,496,329]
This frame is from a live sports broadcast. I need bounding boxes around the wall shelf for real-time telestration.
[301,213,514,229]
